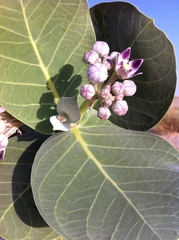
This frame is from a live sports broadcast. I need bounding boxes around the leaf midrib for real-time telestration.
[20,0,60,103]
[72,126,161,239]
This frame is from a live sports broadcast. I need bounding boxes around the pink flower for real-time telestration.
[115,47,143,80]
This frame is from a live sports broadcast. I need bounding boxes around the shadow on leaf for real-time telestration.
[11,130,49,227]
[36,64,82,133]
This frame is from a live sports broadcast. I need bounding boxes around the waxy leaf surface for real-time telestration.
[31,110,179,240]
[57,96,81,123]
[0,0,95,133]
[0,129,64,240]
[90,2,176,130]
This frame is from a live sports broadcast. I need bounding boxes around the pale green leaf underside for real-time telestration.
[0,0,95,133]
[0,132,65,240]
[32,110,179,240]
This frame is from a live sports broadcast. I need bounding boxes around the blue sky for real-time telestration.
[88,0,179,96]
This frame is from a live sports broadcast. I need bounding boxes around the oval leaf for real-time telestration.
[0,0,95,134]
[31,110,179,239]
[0,130,63,240]
[90,2,176,130]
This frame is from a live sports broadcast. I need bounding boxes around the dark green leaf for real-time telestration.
[0,0,95,134]
[90,2,176,130]
[31,110,179,240]
[0,130,64,240]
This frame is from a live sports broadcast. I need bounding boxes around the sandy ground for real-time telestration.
[151,97,179,150]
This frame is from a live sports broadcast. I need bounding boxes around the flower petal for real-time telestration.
[115,68,128,79]
[120,47,131,60]
[50,116,71,131]
[115,48,131,71]
[128,59,143,77]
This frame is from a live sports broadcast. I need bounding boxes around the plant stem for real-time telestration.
[106,71,118,85]
[79,99,89,117]
[79,97,99,121]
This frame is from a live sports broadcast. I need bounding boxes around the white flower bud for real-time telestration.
[80,84,96,100]
[112,100,128,116]
[104,84,111,91]
[115,93,124,101]
[92,41,110,57]
[82,50,99,64]
[111,81,123,95]
[110,51,119,61]
[104,98,113,108]
[100,88,111,102]
[87,63,108,84]
[97,107,111,120]
[123,80,137,96]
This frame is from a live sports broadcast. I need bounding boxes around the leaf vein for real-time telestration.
[72,127,163,239]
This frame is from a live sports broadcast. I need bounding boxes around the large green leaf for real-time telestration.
[31,110,179,240]
[0,0,95,134]
[90,2,176,131]
[0,129,64,240]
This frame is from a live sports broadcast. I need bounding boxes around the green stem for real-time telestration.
[79,99,89,116]
[106,71,118,85]
[79,97,98,121]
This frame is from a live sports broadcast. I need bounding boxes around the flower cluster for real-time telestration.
[80,41,143,120]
